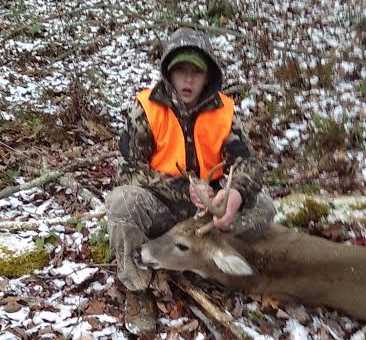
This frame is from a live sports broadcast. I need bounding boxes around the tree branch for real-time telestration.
[173,276,253,340]
[0,210,106,231]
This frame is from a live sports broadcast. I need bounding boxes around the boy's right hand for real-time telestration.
[189,182,214,209]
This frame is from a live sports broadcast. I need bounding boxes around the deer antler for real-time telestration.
[175,162,235,237]
[195,165,234,236]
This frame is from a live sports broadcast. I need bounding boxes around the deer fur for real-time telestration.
[138,215,366,321]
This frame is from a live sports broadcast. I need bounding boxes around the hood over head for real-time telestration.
[160,28,223,96]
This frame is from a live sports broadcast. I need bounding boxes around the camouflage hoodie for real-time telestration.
[118,28,263,220]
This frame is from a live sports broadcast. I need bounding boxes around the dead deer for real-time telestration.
[136,166,366,321]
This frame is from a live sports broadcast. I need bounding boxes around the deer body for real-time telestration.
[139,217,366,321]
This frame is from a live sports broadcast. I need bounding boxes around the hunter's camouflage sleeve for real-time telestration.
[221,113,264,209]
[117,102,191,205]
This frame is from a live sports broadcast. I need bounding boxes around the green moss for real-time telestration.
[90,243,112,264]
[356,80,366,98]
[285,198,330,229]
[357,218,366,227]
[265,167,289,186]
[89,221,112,263]
[0,247,49,278]
[350,202,366,210]
[294,183,321,194]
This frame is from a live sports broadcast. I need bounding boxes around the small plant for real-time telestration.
[308,114,347,153]
[350,202,366,210]
[0,168,20,188]
[356,80,366,98]
[274,58,306,89]
[285,198,330,229]
[89,221,112,263]
[265,167,289,187]
[313,60,334,89]
[295,183,321,195]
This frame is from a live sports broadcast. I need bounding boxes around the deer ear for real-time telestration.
[213,249,253,276]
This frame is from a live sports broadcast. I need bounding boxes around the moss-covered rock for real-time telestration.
[0,246,49,278]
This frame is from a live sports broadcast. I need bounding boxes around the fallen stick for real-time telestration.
[189,305,224,340]
[0,171,63,200]
[0,151,119,200]
[173,276,252,340]
[0,210,106,231]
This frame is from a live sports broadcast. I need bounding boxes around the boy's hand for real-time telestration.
[212,188,242,231]
[189,182,214,209]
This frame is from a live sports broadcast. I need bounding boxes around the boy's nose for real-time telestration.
[184,71,194,83]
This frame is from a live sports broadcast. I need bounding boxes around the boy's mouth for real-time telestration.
[181,88,192,96]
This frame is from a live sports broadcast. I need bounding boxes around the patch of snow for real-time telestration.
[194,333,206,340]
[93,327,128,339]
[159,317,189,327]
[0,233,35,258]
[0,332,19,340]
[0,307,30,323]
[285,319,309,339]
[234,319,274,339]
[350,326,366,340]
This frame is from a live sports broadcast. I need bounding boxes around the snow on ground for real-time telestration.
[1,0,366,338]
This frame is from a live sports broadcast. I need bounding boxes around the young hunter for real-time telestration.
[106,27,275,318]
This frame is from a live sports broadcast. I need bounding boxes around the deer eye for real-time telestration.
[175,242,189,251]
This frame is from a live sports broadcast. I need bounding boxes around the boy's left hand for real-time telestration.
[212,188,242,231]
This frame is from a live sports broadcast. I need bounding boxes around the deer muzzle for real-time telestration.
[134,245,161,270]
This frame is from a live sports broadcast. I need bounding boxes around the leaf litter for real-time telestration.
[1,0,366,338]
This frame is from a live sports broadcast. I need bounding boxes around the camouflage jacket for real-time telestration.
[117,28,263,217]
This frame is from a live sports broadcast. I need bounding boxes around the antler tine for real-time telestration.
[195,165,235,237]
[176,162,189,179]
[207,161,226,183]
[196,164,234,218]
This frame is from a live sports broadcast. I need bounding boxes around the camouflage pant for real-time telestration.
[106,185,275,291]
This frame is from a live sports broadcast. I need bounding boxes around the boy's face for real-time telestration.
[170,62,208,109]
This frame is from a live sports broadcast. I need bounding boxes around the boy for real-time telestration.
[106,27,275,331]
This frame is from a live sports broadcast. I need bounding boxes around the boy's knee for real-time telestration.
[106,185,146,220]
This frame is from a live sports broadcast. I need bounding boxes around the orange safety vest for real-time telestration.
[136,89,234,180]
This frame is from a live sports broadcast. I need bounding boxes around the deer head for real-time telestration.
[135,217,253,279]
[134,163,253,279]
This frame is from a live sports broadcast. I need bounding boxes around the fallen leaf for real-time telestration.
[156,301,169,314]
[261,295,280,310]
[169,300,184,320]
[276,308,289,319]
[85,300,105,315]
[106,284,124,304]
[179,319,199,333]
[3,301,22,313]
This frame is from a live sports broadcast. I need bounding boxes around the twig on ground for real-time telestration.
[0,210,106,231]
[0,170,63,200]
[0,151,118,200]
[173,276,252,340]
[189,305,224,340]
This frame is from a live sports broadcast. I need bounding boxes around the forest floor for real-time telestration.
[1,0,366,339]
